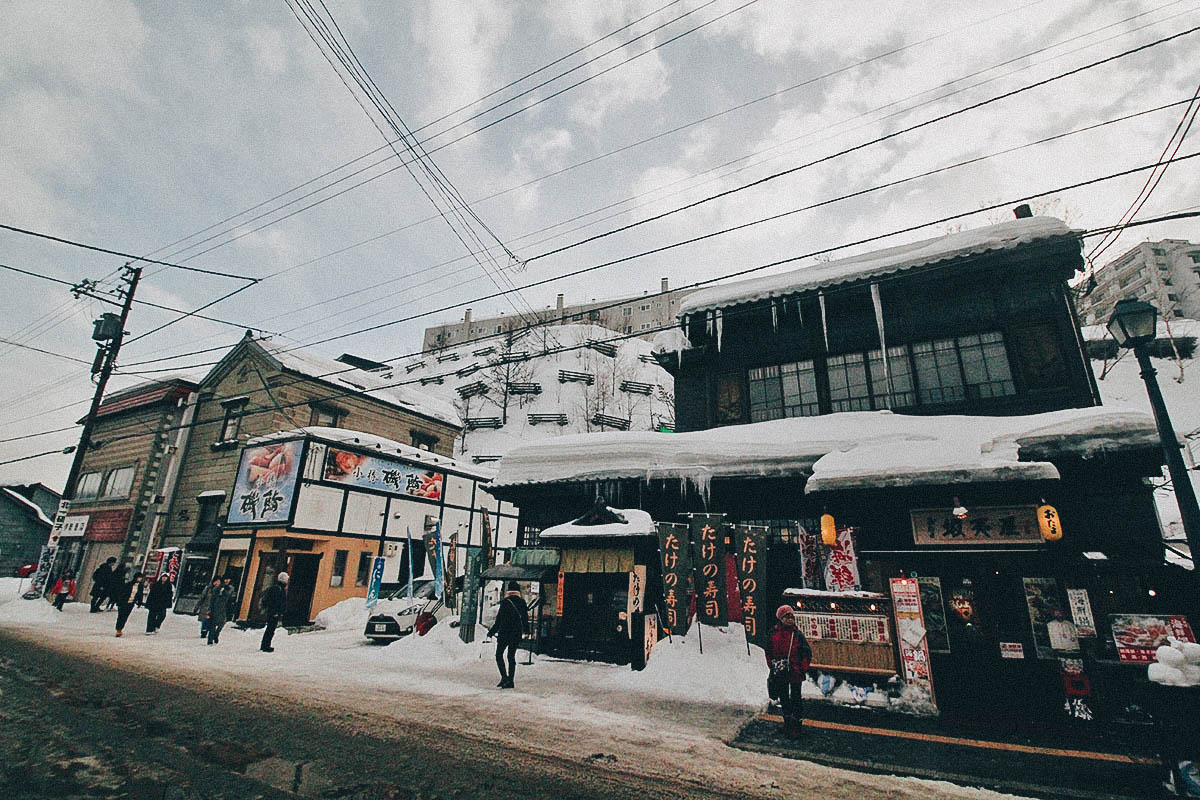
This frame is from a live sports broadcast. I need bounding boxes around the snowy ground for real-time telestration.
[0,578,1026,800]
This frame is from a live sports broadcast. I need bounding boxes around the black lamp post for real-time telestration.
[1107,299,1200,574]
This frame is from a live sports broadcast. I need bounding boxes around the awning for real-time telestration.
[480,563,559,582]
[561,547,633,573]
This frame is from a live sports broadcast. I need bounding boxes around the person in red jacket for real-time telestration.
[50,570,76,611]
[766,604,812,737]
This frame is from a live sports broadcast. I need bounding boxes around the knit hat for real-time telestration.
[776,604,795,621]
[506,580,521,593]
[277,572,289,584]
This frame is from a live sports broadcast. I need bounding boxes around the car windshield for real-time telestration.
[382,580,437,602]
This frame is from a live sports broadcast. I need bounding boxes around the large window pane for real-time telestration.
[958,332,1015,399]
[868,346,915,408]
[826,353,870,412]
[100,466,135,499]
[76,471,101,499]
[780,360,819,416]
[913,339,964,404]
[748,365,784,422]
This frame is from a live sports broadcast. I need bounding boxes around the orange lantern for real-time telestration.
[1037,503,1062,542]
[820,513,837,547]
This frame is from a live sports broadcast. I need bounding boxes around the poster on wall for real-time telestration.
[733,525,768,646]
[796,524,821,589]
[1066,588,1097,638]
[1109,614,1197,663]
[226,440,303,526]
[823,527,860,592]
[918,577,951,653]
[1023,577,1075,659]
[690,514,727,626]
[655,522,691,636]
[459,547,482,644]
[324,447,443,500]
[890,577,936,710]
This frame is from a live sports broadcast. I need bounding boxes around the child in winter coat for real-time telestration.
[766,604,812,737]
[51,570,76,611]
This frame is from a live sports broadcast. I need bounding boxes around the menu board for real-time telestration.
[1109,614,1196,663]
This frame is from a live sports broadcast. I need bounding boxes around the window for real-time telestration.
[411,430,439,451]
[356,552,373,587]
[639,304,650,312]
[1152,248,1166,255]
[957,332,1016,399]
[76,471,102,499]
[748,360,818,422]
[99,465,135,499]
[309,404,342,428]
[913,333,1015,405]
[913,339,965,404]
[622,307,632,316]
[1189,253,1200,264]
[217,397,248,443]
[826,353,870,412]
[868,346,916,408]
[1168,293,1180,302]
[331,549,348,588]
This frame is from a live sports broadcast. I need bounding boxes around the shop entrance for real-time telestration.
[559,572,629,661]
[248,551,321,625]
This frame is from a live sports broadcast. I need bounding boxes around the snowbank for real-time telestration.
[0,589,63,627]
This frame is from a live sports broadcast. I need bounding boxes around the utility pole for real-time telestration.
[63,263,143,500]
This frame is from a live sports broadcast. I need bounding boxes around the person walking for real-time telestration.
[486,581,528,689]
[51,570,76,611]
[195,577,221,640]
[114,572,144,637]
[145,574,173,634]
[206,576,233,645]
[90,557,116,612]
[766,604,812,737]
[259,571,288,652]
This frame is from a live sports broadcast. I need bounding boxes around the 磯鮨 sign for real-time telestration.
[324,447,443,500]
[227,440,303,525]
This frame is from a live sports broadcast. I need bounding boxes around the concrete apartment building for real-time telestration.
[422,278,697,350]
[1076,238,1200,326]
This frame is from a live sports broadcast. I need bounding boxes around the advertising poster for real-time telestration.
[1066,588,1097,637]
[733,525,767,646]
[1023,577,1073,659]
[890,577,936,709]
[324,447,443,500]
[690,514,727,626]
[655,522,691,635]
[226,440,303,526]
[1110,614,1197,663]
[26,544,57,597]
[422,528,443,598]
[459,547,482,644]
[823,527,860,592]
[444,532,458,608]
[918,576,951,653]
[796,524,821,589]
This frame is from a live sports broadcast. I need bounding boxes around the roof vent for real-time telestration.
[1013,204,1033,219]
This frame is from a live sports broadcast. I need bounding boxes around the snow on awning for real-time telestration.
[539,508,655,539]
[491,408,1157,493]
[678,217,1078,318]
[246,427,496,480]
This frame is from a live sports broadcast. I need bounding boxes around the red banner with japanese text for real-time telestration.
[823,526,860,592]
[733,525,767,647]
[689,514,727,627]
[655,522,691,635]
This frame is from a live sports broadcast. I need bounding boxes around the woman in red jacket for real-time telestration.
[51,570,76,611]
[766,604,812,737]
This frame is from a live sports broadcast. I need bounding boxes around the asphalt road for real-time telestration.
[0,630,751,800]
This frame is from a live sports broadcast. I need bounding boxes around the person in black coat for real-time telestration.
[90,558,116,612]
[145,574,173,634]
[114,572,144,637]
[259,571,289,652]
[486,581,529,689]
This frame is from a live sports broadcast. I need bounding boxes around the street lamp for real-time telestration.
[1107,299,1200,576]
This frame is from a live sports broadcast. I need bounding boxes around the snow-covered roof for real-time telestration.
[679,217,1078,317]
[247,426,496,480]
[539,508,655,539]
[1,488,53,526]
[490,407,1157,493]
[252,337,461,429]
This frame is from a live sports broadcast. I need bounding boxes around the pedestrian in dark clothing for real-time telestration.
[259,571,288,652]
[51,570,76,611]
[145,574,173,634]
[207,577,233,645]
[104,566,121,611]
[486,581,528,689]
[114,572,144,637]
[90,558,116,612]
[766,604,812,737]
[195,578,221,640]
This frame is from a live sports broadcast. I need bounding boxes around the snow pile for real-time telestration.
[313,596,370,631]
[0,592,63,626]
[1148,638,1200,686]
[380,618,479,666]
[0,577,27,604]
[540,508,655,539]
[631,625,766,705]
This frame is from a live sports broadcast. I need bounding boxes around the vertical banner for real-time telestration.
[627,565,646,639]
[28,544,57,597]
[823,527,861,592]
[690,515,727,627]
[723,553,743,624]
[797,524,820,589]
[164,549,182,584]
[655,521,691,636]
[917,576,951,653]
[1023,577,1069,659]
[445,532,459,609]
[423,527,442,599]
[365,556,385,611]
[556,570,565,617]
[459,547,482,644]
[480,510,494,572]
[733,525,767,647]
[1066,588,1096,638]
[890,577,936,709]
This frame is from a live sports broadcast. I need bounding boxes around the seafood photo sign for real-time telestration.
[1109,614,1196,663]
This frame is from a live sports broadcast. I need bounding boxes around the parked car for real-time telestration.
[364,578,459,643]
[13,562,38,578]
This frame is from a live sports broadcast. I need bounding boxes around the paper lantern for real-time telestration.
[1038,504,1062,542]
[820,513,837,546]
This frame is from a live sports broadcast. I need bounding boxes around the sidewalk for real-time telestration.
[730,701,1167,800]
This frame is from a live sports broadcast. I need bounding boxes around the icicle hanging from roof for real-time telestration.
[715,309,724,351]
[771,299,779,333]
[870,282,893,403]
[796,296,803,326]
[818,291,830,351]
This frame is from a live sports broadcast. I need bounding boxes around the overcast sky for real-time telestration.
[2,0,1198,490]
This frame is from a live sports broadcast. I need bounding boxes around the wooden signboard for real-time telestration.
[911,505,1041,546]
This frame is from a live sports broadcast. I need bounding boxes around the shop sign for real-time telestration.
[690,515,727,626]
[918,577,950,653]
[1023,577,1076,659]
[26,544,57,596]
[733,525,767,646]
[655,522,691,635]
[1066,588,1096,637]
[556,570,565,618]
[890,578,936,708]
[59,515,89,538]
[910,505,1041,546]
[458,547,482,644]
[1000,642,1025,658]
[1109,614,1197,663]
[644,611,659,665]
[626,565,646,639]
[227,440,303,526]
[822,527,860,592]
[796,613,890,643]
[323,447,443,500]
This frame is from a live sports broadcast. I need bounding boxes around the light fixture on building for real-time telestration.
[1148,588,1158,597]
[820,513,837,546]
[951,497,968,520]
[1037,501,1062,542]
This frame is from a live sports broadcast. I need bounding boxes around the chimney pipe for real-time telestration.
[661,277,669,293]
[1013,204,1033,219]
[556,293,564,313]
[464,308,472,324]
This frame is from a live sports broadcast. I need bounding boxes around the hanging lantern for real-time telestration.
[1037,503,1062,542]
[820,513,837,547]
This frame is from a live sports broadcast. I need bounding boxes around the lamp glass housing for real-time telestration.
[1106,299,1157,349]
